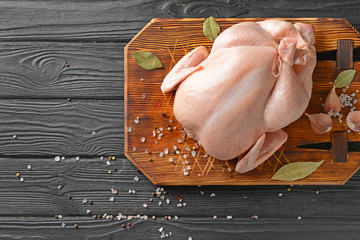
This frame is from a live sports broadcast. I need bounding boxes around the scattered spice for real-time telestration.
[13,135,17,139]
[121,224,126,228]
[131,51,163,70]
[67,98,71,102]
[16,173,20,177]
[127,222,131,227]
[74,224,78,228]
[315,190,320,194]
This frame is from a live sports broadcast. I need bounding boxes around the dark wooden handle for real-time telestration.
[331,131,348,162]
[337,39,353,70]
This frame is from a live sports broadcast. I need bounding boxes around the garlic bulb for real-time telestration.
[324,86,341,116]
[346,111,360,132]
[305,113,333,134]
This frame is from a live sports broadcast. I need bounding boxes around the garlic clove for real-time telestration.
[305,113,333,134]
[346,111,360,132]
[324,86,341,116]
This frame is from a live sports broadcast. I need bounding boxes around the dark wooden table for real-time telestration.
[1,1,360,239]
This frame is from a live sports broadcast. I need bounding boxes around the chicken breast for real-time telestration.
[161,20,316,173]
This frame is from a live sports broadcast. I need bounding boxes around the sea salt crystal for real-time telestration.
[210,193,216,198]
[183,172,189,176]
[127,127,132,132]
[185,147,190,151]
[109,197,114,202]
[82,199,88,204]
[164,148,169,154]
[132,189,136,194]
[143,203,148,208]
[159,227,164,232]
[106,161,111,165]
[175,150,180,155]
[142,94,146,99]
[134,176,139,181]
[200,191,204,195]
[191,150,196,157]
[177,138,183,143]
[186,165,192,170]
[134,119,140,124]
[153,131,156,137]
[279,193,283,197]
[158,201,162,206]
[75,156,80,161]
[166,199,171,204]
[227,216,233,220]
[55,156,60,162]
[183,154,187,159]
[168,158,174,163]
[173,146,177,150]
[133,146,137,152]
[227,168,232,172]
[140,78,144,81]
[141,137,146,142]
[159,152,164,157]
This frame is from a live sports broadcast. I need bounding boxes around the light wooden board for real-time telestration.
[124,18,360,185]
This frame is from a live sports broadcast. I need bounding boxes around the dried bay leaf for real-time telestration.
[271,160,324,181]
[334,69,356,88]
[203,16,220,41]
[131,51,163,70]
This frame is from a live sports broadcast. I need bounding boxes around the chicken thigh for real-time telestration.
[161,20,316,173]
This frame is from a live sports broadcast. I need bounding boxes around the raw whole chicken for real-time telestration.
[161,20,316,173]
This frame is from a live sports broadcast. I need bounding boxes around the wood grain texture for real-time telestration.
[2,216,360,240]
[0,100,123,156]
[2,0,360,42]
[3,156,360,220]
[125,18,360,185]
[0,42,124,99]
[331,131,348,162]
[337,39,354,69]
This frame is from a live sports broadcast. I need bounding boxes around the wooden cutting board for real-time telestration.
[124,18,360,185]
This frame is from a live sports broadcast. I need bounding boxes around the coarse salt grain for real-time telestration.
[142,94,146,99]
[168,158,174,163]
[164,148,169,154]
[134,119,140,124]
[191,150,196,157]
[177,138,183,143]
[213,215,217,219]
[158,201,162,206]
[140,78,144,81]
[166,199,171,204]
[92,131,96,135]
[55,156,60,162]
[127,127,132,132]
[20,177,24,182]
[111,188,118,194]
[210,193,216,198]
[227,216,233,220]
[159,227,164,232]
[82,199,87,204]
[61,223,66,227]
[298,216,302,220]
[106,161,111,165]
[159,152,164,157]
[61,156,65,160]
[141,137,146,142]
[134,176,139,181]
[200,191,204,195]
[58,215,63,219]
[27,165,31,170]
[133,146,137,152]
[109,197,114,202]
[183,172,189,176]
[143,203,148,208]
[185,147,190,151]
[279,193,283,197]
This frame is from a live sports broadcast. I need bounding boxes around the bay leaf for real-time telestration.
[203,16,220,41]
[334,69,356,88]
[131,51,163,70]
[271,160,324,181]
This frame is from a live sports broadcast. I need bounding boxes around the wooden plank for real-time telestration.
[2,156,360,217]
[124,18,360,185]
[0,42,124,99]
[0,217,360,240]
[331,131,348,162]
[1,1,360,41]
[1,216,360,240]
[0,100,123,156]
[337,39,354,69]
